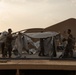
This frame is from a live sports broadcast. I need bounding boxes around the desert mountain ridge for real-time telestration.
[44,18,76,38]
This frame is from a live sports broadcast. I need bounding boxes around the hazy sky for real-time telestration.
[0,0,76,32]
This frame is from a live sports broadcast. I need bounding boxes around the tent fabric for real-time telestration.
[44,37,53,56]
[13,34,24,57]
[22,35,29,50]
[0,31,8,43]
[23,32,59,56]
[24,32,59,38]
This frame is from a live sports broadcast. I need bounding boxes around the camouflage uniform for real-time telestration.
[5,33,13,58]
[63,34,74,58]
[39,38,45,56]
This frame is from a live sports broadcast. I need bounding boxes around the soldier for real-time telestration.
[5,28,13,58]
[63,29,74,58]
[38,38,45,56]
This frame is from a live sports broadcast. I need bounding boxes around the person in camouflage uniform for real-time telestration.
[5,28,13,58]
[63,29,74,58]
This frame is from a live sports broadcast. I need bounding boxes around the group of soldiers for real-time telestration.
[0,28,75,58]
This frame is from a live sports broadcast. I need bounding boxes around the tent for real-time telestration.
[23,32,59,57]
